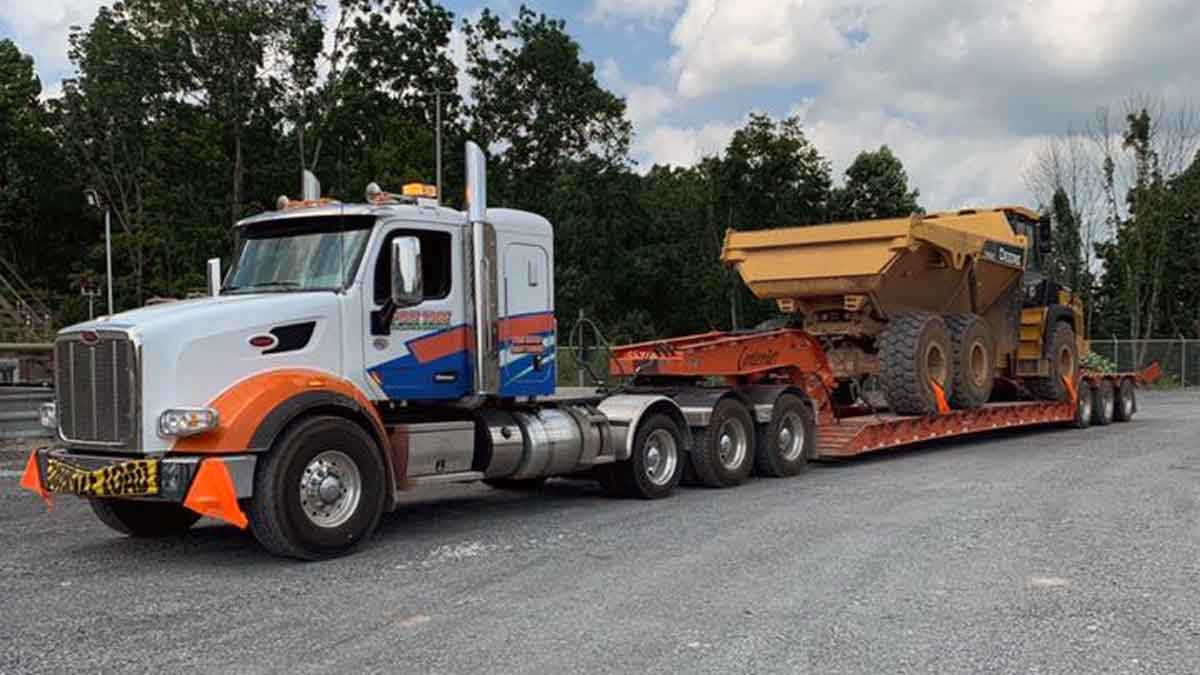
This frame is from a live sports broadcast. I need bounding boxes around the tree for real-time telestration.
[830,145,920,221]
[463,6,631,208]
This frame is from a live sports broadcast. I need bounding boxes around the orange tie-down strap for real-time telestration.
[183,460,249,529]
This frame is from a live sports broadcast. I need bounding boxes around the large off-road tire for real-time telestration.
[484,477,548,491]
[1114,379,1137,422]
[1029,322,1078,401]
[1091,379,1115,426]
[1071,381,1093,429]
[945,313,995,409]
[753,394,814,478]
[690,399,756,488]
[880,312,955,416]
[89,499,201,537]
[598,414,684,499]
[246,415,387,560]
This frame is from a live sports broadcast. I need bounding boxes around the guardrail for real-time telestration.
[0,386,53,440]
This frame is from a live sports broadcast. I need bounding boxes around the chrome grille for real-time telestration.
[55,333,138,447]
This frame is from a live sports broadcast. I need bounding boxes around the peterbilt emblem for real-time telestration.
[79,331,99,345]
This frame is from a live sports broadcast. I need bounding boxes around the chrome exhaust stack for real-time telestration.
[465,142,499,397]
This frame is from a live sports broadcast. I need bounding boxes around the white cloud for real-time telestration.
[0,0,102,84]
[587,0,684,22]
[637,120,738,169]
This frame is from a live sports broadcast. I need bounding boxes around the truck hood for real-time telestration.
[59,292,346,453]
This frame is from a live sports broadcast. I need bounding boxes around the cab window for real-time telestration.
[374,229,452,304]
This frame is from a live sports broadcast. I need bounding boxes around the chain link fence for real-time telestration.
[1089,339,1198,387]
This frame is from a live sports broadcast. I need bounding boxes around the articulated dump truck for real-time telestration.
[720,207,1085,415]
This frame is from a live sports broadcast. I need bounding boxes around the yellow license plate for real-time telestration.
[44,458,159,498]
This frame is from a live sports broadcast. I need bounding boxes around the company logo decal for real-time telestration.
[392,310,452,330]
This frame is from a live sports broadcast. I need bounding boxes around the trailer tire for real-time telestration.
[1071,381,1093,429]
[691,399,756,488]
[1029,322,1077,401]
[247,415,386,560]
[1091,379,1115,426]
[880,312,954,416]
[1114,379,1137,422]
[89,499,201,537]
[599,414,684,499]
[484,477,548,491]
[945,314,994,409]
[753,394,814,478]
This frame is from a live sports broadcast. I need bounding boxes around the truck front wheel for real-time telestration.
[90,499,201,537]
[247,416,387,560]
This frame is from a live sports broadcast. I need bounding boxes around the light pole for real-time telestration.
[420,90,456,202]
[84,189,114,316]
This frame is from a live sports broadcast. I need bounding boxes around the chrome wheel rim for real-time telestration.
[300,450,362,529]
[1079,391,1092,422]
[1122,390,1134,417]
[716,418,749,470]
[643,429,678,487]
[777,411,806,462]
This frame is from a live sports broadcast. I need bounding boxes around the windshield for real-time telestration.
[225,216,374,293]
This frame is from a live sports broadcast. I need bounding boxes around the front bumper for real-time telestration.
[21,448,254,529]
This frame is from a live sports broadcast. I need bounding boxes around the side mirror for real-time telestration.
[391,237,423,307]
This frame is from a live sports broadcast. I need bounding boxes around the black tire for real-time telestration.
[945,313,995,409]
[880,312,955,416]
[246,415,387,560]
[89,499,201,537]
[483,477,548,491]
[599,413,684,499]
[1091,380,1115,426]
[690,399,756,488]
[753,394,815,478]
[1029,322,1078,401]
[1071,381,1093,429]
[1114,379,1137,422]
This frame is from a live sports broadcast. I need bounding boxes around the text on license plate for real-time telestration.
[44,458,159,497]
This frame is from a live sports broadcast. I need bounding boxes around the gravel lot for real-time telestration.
[2,390,1199,674]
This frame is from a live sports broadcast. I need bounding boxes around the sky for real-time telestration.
[2,0,1198,209]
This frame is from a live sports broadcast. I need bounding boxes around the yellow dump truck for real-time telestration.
[721,207,1085,415]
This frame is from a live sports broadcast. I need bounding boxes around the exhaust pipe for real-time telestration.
[206,258,221,297]
[466,142,498,396]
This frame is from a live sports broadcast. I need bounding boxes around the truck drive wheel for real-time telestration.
[1114,379,1137,422]
[754,394,814,478]
[691,399,755,488]
[598,413,684,499]
[1091,380,1115,426]
[945,314,995,409]
[1029,322,1078,401]
[247,416,386,560]
[1071,381,1093,429]
[880,312,955,416]
[90,499,201,537]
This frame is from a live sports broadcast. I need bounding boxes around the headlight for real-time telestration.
[158,408,219,438]
[39,402,56,430]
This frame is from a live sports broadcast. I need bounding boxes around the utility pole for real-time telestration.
[420,90,456,203]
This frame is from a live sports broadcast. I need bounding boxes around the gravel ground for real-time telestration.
[1,390,1198,674]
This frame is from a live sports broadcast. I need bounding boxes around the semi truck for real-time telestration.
[20,142,1151,560]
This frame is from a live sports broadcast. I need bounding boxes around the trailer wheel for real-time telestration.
[89,499,201,537]
[880,312,955,416]
[484,477,548,491]
[1091,380,1115,426]
[945,314,995,409]
[1071,381,1093,429]
[1114,379,1137,422]
[754,394,814,478]
[691,399,755,488]
[599,414,684,499]
[1029,322,1078,401]
[247,415,386,560]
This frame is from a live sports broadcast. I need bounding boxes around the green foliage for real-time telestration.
[1081,351,1115,373]
[829,145,921,221]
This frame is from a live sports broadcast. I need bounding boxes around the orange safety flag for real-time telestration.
[183,459,249,529]
[19,451,52,508]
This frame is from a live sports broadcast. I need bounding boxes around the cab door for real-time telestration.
[363,222,471,401]
[499,242,555,396]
